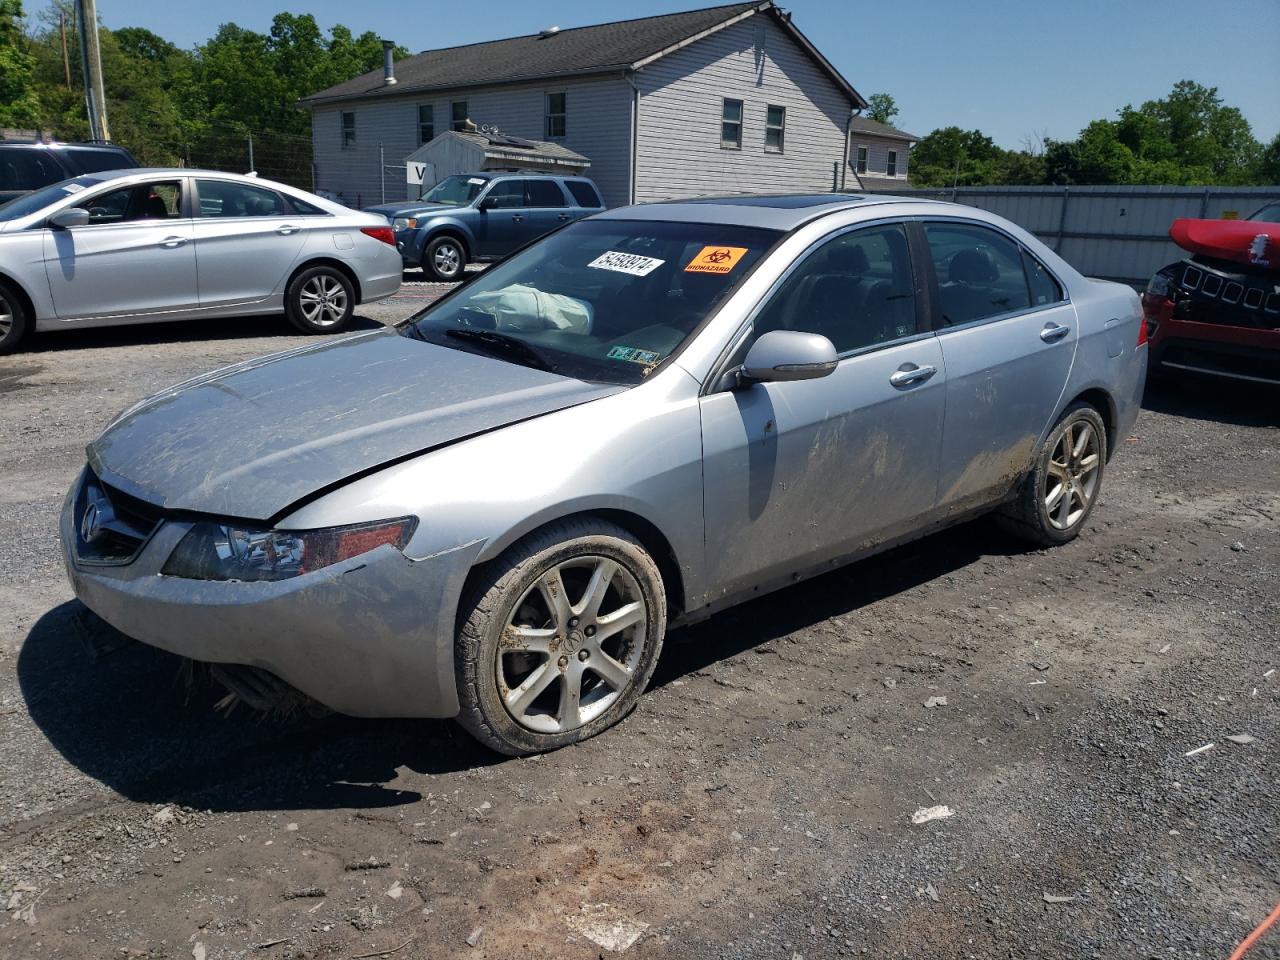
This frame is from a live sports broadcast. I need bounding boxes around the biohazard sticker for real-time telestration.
[685,245,748,274]
[588,251,666,277]
[606,345,661,365]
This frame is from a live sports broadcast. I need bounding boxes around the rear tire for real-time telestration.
[0,281,31,355]
[285,266,354,334]
[455,519,666,756]
[423,235,466,282]
[997,401,1106,547]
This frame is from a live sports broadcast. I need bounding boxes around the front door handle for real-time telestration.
[158,236,187,248]
[558,213,571,220]
[276,224,300,235]
[1040,322,1071,343]
[889,363,937,388]
[511,215,524,223]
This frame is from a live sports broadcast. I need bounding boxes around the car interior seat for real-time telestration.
[140,194,170,219]
[939,247,999,325]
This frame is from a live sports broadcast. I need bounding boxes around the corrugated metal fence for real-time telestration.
[893,185,1280,287]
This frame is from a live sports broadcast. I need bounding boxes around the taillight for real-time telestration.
[1139,292,1172,345]
[360,226,396,246]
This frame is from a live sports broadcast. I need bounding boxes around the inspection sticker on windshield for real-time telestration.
[607,345,661,365]
[588,251,666,277]
[62,183,87,194]
[685,245,748,275]
[467,177,485,185]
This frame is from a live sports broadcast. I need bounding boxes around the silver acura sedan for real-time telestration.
[62,194,1147,754]
[0,169,402,353]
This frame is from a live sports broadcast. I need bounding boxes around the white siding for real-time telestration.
[851,136,910,182]
[310,74,633,208]
[633,15,855,202]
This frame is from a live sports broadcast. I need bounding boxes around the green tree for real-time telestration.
[0,0,40,128]
[865,92,898,127]
[1258,133,1280,183]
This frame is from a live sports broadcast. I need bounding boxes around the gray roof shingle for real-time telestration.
[848,116,919,142]
[301,2,861,108]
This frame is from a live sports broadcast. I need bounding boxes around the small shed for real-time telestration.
[405,129,590,198]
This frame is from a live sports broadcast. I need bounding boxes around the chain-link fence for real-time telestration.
[153,121,317,192]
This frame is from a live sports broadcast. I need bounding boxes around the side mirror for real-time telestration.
[49,207,90,229]
[477,196,496,212]
[740,330,838,384]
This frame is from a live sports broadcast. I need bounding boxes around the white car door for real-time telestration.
[43,178,198,320]
[191,178,307,309]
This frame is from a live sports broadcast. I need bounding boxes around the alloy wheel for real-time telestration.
[497,556,647,734]
[433,242,461,277]
[1044,419,1100,530]
[297,275,348,327]
[0,294,12,338]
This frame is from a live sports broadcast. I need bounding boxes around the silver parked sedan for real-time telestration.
[62,194,1147,754]
[0,169,402,353]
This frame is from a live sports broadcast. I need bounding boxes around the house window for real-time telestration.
[545,92,566,139]
[855,145,867,174]
[341,111,355,148]
[451,101,468,132]
[418,104,434,144]
[765,105,785,153]
[721,98,743,150]
[887,150,898,177]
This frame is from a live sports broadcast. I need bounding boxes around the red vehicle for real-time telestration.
[1142,201,1280,385]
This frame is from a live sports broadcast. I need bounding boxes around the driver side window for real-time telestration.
[753,223,917,354]
[483,180,526,209]
[77,181,183,225]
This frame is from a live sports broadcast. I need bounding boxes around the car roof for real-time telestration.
[594,193,929,231]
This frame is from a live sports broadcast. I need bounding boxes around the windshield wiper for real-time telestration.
[444,328,556,372]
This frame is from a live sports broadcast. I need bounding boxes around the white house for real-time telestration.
[300,1,914,208]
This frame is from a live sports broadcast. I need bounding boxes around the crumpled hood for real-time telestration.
[88,328,623,521]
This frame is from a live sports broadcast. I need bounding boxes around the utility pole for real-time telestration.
[247,132,254,172]
[75,0,110,143]
[59,13,72,91]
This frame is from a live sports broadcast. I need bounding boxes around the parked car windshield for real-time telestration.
[1247,203,1280,222]
[0,174,106,220]
[406,218,782,384]
[421,175,486,206]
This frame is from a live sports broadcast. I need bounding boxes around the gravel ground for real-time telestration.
[1,277,1277,959]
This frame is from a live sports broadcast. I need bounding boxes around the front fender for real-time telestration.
[415,215,478,257]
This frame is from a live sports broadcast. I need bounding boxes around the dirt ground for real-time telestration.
[1,282,1277,960]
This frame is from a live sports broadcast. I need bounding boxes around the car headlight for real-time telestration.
[392,217,417,231]
[161,517,417,582]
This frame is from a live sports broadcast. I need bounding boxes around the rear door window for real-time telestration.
[1023,250,1065,306]
[924,222,1032,327]
[565,180,603,208]
[526,180,567,208]
[195,179,290,217]
[0,149,65,192]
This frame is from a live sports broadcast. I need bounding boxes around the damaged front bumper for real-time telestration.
[60,471,480,718]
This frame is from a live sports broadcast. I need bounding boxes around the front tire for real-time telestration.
[285,266,355,334]
[455,519,667,756]
[423,235,465,282]
[997,401,1106,546]
[0,281,31,355]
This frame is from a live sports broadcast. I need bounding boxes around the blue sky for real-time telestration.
[35,0,1280,149]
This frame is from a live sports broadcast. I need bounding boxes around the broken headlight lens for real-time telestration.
[161,517,417,582]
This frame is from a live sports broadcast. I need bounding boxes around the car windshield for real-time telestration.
[406,218,782,384]
[0,175,106,220]
[421,175,486,206]
[1246,203,1280,222]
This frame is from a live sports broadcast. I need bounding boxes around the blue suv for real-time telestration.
[366,173,605,281]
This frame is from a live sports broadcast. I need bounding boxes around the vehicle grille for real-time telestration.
[73,470,164,566]
[1178,261,1280,330]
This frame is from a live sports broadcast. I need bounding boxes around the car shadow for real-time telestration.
[19,518,1026,813]
[1142,374,1279,427]
[22,313,385,354]
[651,518,1025,688]
[17,600,498,813]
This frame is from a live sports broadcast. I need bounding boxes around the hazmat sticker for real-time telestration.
[588,250,666,277]
[685,245,748,274]
[606,345,661,365]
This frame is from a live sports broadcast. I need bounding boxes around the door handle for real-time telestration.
[1040,322,1071,343]
[511,215,524,222]
[158,236,187,248]
[276,225,300,235]
[889,363,937,388]
[558,213,571,220]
